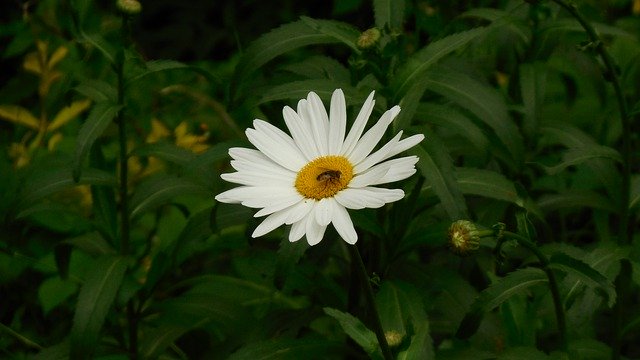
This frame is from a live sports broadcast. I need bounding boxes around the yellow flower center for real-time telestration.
[295,155,354,200]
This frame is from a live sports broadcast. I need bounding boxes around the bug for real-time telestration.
[316,169,342,183]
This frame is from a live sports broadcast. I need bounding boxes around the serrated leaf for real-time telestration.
[456,167,521,206]
[49,99,92,132]
[17,166,116,211]
[0,104,40,130]
[70,256,128,359]
[373,0,405,31]
[549,253,616,307]
[232,19,346,100]
[300,17,361,53]
[324,307,379,355]
[542,145,622,175]
[78,31,116,64]
[73,103,121,181]
[456,267,548,339]
[392,27,486,100]
[74,79,117,102]
[129,175,213,219]
[415,103,490,153]
[412,135,468,220]
[424,67,524,167]
[281,55,350,82]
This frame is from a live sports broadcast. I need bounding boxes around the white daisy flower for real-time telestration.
[215,89,424,246]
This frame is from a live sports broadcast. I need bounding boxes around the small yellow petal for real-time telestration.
[49,99,92,132]
[147,119,171,143]
[47,46,68,70]
[0,105,40,130]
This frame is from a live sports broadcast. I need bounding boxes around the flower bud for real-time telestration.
[448,220,482,255]
[357,28,381,49]
[116,0,141,15]
[384,330,404,347]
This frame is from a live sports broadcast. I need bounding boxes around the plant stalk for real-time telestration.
[348,245,394,360]
[501,231,567,350]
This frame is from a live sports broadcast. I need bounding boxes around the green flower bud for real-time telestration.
[385,330,404,347]
[357,28,381,49]
[116,0,142,15]
[448,220,482,255]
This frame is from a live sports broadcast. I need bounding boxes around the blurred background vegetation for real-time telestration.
[1,0,639,359]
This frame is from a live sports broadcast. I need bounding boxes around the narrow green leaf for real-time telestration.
[17,167,116,211]
[300,17,361,53]
[70,256,128,359]
[456,167,522,206]
[549,253,616,307]
[413,135,468,220]
[519,62,547,136]
[630,175,640,210]
[33,341,70,360]
[73,103,121,181]
[461,8,529,43]
[231,19,345,100]
[274,237,308,289]
[568,339,612,359]
[542,145,622,175]
[281,55,350,82]
[130,141,196,167]
[129,175,213,219]
[74,79,117,103]
[392,27,486,100]
[78,31,116,64]
[456,267,547,339]
[537,190,618,213]
[227,338,343,360]
[125,60,220,87]
[38,277,78,315]
[424,68,524,167]
[373,0,405,31]
[496,346,550,360]
[257,79,357,105]
[393,81,429,131]
[323,307,379,355]
[63,231,116,256]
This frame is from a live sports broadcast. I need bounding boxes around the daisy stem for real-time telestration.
[500,231,567,351]
[348,245,394,360]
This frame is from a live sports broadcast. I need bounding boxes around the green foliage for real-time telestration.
[1,0,640,359]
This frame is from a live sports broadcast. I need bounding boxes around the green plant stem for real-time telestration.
[348,245,393,360]
[117,14,137,360]
[547,2,633,358]
[501,231,567,351]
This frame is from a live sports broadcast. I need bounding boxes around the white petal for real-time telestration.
[379,134,424,162]
[228,147,270,163]
[289,219,307,242]
[252,209,292,237]
[254,194,304,217]
[328,89,346,154]
[230,158,295,177]
[370,156,419,185]
[348,164,390,188]
[347,105,401,165]
[305,214,327,246]
[304,92,330,156]
[314,198,332,226]
[282,106,318,161]
[215,186,290,205]
[340,91,375,156]
[220,172,292,187]
[246,121,306,171]
[366,187,406,203]
[285,199,315,224]
[330,201,357,244]
[334,187,405,209]
[353,131,403,174]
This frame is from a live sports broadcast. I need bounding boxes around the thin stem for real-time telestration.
[348,245,394,360]
[117,14,137,360]
[502,231,567,351]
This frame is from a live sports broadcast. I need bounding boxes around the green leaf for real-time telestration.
[74,79,117,103]
[70,256,128,359]
[323,307,379,355]
[549,253,616,307]
[391,27,486,100]
[257,79,357,105]
[17,166,116,212]
[496,346,551,359]
[393,80,429,131]
[537,190,618,213]
[73,102,121,181]
[373,0,405,31]
[274,237,308,289]
[423,67,524,167]
[130,141,196,167]
[281,55,351,82]
[542,145,622,175]
[77,31,116,64]
[300,17,361,53]
[129,175,213,219]
[231,19,348,100]
[227,338,343,360]
[413,135,468,220]
[125,59,220,87]
[630,175,640,210]
[456,167,522,206]
[568,339,612,359]
[519,62,547,136]
[63,231,116,256]
[461,8,529,43]
[38,277,78,314]
[456,267,548,339]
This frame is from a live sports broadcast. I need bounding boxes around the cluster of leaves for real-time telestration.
[1,0,639,359]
